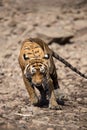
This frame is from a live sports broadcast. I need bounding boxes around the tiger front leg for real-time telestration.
[48,78,62,110]
[23,75,39,106]
[37,86,48,106]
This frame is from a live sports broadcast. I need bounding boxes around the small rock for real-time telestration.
[76,98,82,102]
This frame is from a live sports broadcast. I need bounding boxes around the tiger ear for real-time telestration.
[23,54,29,60]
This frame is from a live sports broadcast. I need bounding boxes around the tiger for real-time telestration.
[18,38,87,110]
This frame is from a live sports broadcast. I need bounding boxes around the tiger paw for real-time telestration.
[31,96,39,106]
[49,103,62,110]
[39,99,49,106]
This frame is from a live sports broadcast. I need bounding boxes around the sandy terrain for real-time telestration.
[0,0,87,130]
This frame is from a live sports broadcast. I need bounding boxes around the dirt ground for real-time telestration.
[0,0,87,130]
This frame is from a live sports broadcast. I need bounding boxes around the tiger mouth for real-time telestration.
[32,82,42,87]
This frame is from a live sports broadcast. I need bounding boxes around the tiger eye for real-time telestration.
[44,54,49,59]
[23,54,29,60]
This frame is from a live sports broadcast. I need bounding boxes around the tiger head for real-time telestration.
[24,58,48,87]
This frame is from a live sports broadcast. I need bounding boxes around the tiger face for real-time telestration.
[24,62,47,86]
